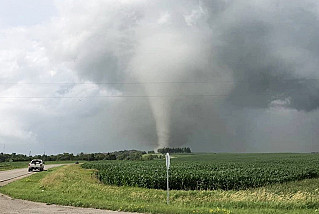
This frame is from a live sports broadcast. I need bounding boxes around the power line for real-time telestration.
[0,93,303,99]
[0,81,229,85]
[0,91,313,99]
[0,78,318,85]
[0,95,229,99]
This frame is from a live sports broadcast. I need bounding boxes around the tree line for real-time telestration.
[0,147,192,162]
[0,150,146,162]
[157,147,192,154]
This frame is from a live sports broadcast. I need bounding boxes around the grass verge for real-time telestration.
[0,165,318,214]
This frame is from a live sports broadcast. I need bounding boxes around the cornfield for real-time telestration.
[82,153,319,190]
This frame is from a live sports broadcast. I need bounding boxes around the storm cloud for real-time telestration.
[1,0,319,154]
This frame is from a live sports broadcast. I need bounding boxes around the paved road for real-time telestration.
[0,165,137,214]
[0,193,135,214]
[0,164,62,186]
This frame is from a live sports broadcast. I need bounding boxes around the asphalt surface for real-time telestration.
[0,164,62,186]
[0,165,137,214]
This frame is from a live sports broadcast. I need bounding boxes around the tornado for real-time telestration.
[130,24,220,149]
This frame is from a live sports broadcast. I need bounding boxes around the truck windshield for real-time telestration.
[31,161,41,164]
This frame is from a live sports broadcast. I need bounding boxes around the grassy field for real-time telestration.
[0,162,29,171]
[0,160,80,171]
[0,154,319,213]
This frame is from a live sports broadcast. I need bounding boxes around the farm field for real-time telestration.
[0,162,29,171]
[83,153,319,190]
[0,153,319,213]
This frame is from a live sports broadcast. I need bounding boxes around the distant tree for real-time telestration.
[157,147,192,154]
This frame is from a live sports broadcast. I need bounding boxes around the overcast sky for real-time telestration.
[1,0,319,155]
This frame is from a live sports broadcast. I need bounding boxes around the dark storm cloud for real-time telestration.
[209,0,319,111]
[56,0,319,150]
[4,0,319,153]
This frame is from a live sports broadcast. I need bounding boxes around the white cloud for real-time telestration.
[158,12,171,25]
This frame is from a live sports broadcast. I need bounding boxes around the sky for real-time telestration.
[0,0,319,155]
